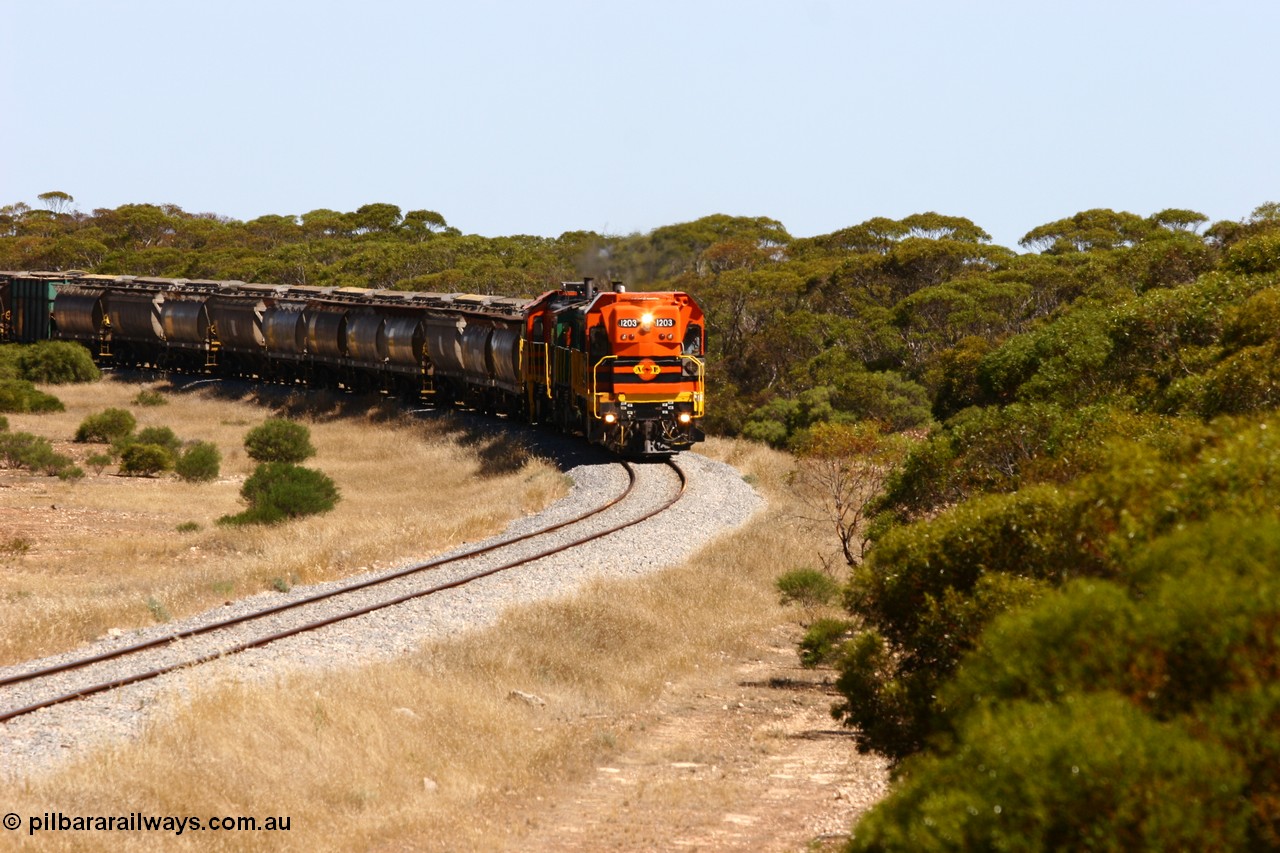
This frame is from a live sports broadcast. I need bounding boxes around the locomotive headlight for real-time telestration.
[603,412,617,424]
[640,312,654,331]
[678,412,692,425]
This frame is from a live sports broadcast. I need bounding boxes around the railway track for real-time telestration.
[0,458,686,725]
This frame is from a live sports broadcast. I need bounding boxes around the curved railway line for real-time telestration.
[0,459,687,725]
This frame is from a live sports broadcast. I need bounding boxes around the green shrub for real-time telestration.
[75,408,136,443]
[849,694,1250,852]
[118,443,173,477]
[220,462,339,525]
[775,567,840,608]
[85,452,113,475]
[0,432,46,468]
[0,431,79,477]
[798,618,854,668]
[1222,285,1280,350]
[944,522,1280,727]
[838,415,1280,759]
[176,521,201,533]
[0,346,17,381]
[15,341,100,384]
[836,572,1045,760]
[0,414,7,432]
[928,335,994,420]
[135,425,182,457]
[880,403,1177,519]
[132,389,168,407]
[0,379,64,413]
[175,441,221,483]
[243,418,315,463]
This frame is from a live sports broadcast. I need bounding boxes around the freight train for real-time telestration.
[0,271,706,455]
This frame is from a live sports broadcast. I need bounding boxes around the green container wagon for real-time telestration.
[11,277,58,343]
[0,275,10,340]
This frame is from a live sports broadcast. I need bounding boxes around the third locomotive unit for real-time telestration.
[0,272,706,455]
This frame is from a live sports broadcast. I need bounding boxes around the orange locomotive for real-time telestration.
[524,279,706,455]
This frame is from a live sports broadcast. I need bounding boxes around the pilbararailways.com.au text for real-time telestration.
[7,811,291,836]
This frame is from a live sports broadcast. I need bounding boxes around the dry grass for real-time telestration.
[0,376,567,665]
[0,436,830,852]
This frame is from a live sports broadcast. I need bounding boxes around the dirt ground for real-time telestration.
[509,623,890,853]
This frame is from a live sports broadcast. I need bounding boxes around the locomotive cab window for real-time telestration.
[683,323,703,356]
[589,325,609,362]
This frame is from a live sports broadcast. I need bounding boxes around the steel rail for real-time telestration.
[0,459,686,723]
[0,461,639,691]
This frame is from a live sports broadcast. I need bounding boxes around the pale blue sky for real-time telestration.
[3,0,1277,250]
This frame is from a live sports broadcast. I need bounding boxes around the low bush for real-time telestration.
[132,389,168,406]
[243,418,315,464]
[118,444,173,477]
[775,567,840,608]
[14,341,100,384]
[0,379,64,413]
[0,414,7,432]
[75,408,136,443]
[797,617,854,667]
[85,452,113,475]
[175,441,221,483]
[0,431,78,477]
[0,346,17,380]
[220,462,339,525]
[134,426,182,457]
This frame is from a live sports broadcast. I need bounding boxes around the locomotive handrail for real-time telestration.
[679,354,706,416]
[591,354,617,417]
[542,340,552,398]
[588,354,705,418]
